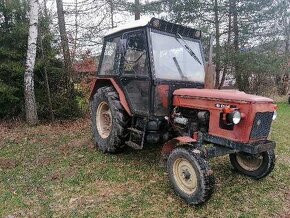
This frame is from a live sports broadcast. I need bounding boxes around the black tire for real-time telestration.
[229,149,275,179]
[288,96,290,104]
[167,147,215,205]
[90,86,128,153]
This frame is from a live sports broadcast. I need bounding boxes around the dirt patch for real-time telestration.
[48,168,77,182]
[35,156,52,167]
[276,190,290,217]
[63,179,140,210]
[0,158,18,169]
[59,138,94,156]
[68,138,92,149]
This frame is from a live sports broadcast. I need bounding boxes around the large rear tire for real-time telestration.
[91,86,128,153]
[167,147,215,205]
[229,149,275,179]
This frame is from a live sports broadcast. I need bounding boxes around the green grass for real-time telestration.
[1,103,290,217]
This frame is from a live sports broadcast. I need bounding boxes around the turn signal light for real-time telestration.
[222,107,234,114]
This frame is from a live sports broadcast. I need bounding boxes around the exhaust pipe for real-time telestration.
[204,34,215,89]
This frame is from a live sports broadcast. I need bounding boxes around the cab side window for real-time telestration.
[123,31,148,77]
[99,37,120,75]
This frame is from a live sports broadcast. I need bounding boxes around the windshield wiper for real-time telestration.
[175,33,202,65]
[173,57,188,80]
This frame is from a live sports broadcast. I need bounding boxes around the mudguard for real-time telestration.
[90,78,132,116]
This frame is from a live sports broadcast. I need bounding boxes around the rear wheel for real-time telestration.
[91,86,128,153]
[229,149,275,179]
[167,148,215,205]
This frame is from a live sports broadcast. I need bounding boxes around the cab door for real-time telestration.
[119,29,151,115]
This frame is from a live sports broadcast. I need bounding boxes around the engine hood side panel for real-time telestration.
[173,88,274,103]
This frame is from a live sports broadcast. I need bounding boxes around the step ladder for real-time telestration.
[125,126,146,150]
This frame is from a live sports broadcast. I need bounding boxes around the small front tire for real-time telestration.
[167,147,215,205]
[229,149,275,179]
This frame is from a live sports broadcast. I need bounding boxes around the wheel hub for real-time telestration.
[182,169,191,180]
[173,158,197,194]
[236,153,263,171]
[96,101,112,139]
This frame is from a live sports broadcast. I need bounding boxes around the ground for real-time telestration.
[0,103,290,218]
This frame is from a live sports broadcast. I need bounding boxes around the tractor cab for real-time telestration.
[97,17,205,117]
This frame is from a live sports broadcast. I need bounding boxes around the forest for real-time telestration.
[0,0,289,123]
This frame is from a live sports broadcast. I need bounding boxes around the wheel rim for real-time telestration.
[236,153,263,171]
[173,157,197,195]
[96,101,112,139]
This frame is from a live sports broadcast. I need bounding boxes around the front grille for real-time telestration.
[250,112,273,140]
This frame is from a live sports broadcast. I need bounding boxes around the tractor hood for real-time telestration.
[173,88,274,103]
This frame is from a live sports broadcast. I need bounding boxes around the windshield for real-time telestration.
[150,31,205,83]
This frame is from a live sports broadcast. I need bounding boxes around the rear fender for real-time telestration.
[90,78,132,116]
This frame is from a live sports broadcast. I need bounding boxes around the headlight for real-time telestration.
[227,111,241,124]
[272,110,277,120]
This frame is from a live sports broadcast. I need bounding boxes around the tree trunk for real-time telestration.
[109,0,114,28]
[218,0,233,89]
[232,0,242,90]
[43,0,48,18]
[24,0,39,125]
[214,0,221,88]
[72,0,78,60]
[233,0,238,52]
[56,0,73,93]
[39,4,54,122]
[134,0,140,20]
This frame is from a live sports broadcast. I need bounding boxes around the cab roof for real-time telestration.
[105,17,151,36]
[104,17,202,40]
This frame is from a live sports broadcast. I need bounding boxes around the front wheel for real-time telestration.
[167,147,215,205]
[229,149,275,179]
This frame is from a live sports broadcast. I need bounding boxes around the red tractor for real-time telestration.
[90,18,277,205]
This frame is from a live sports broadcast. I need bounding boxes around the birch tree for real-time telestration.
[24,0,39,125]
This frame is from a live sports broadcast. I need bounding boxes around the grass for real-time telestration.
[0,103,290,217]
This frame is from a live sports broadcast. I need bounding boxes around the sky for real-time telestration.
[45,0,162,57]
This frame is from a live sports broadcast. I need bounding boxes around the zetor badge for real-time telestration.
[90,18,278,205]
